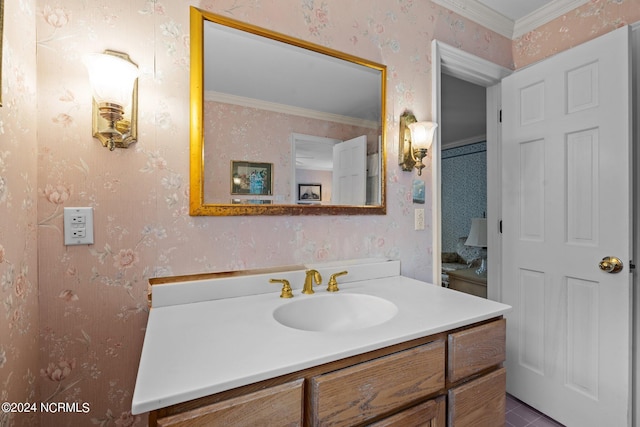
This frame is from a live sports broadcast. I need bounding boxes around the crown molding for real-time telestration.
[432,0,590,40]
[432,0,514,38]
[205,91,379,130]
[514,0,590,38]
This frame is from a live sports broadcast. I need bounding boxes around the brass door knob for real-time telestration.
[599,257,623,274]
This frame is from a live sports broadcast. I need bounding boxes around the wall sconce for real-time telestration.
[83,50,139,151]
[398,111,438,176]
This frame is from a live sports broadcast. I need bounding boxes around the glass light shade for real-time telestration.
[83,53,139,107]
[465,218,487,247]
[408,121,437,150]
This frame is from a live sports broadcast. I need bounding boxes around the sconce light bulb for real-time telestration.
[408,121,437,150]
[83,53,139,108]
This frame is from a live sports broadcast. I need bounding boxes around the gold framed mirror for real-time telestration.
[189,7,386,216]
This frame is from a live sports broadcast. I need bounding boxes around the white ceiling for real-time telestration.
[203,20,381,123]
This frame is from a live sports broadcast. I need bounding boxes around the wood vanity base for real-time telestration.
[150,317,505,427]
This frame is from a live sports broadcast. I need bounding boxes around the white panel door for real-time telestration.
[332,135,367,205]
[502,26,632,426]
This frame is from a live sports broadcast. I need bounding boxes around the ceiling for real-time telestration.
[204,20,382,123]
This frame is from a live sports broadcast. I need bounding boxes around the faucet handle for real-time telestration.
[270,279,294,298]
[327,271,348,292]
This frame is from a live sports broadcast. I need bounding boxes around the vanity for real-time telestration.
[132,260,511,426]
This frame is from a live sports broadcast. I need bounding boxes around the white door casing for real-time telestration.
[431,40,511,288]
[502,26,632,426]
[332,135,367,205]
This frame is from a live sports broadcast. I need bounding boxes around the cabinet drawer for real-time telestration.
[309,340,445,426]
[448,318,505,383]
[448,367,506,427]
[157,379,303,427]
[448,277,487,298]
[368,397,446,427]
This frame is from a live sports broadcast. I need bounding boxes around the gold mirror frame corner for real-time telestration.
[188,6,387,216]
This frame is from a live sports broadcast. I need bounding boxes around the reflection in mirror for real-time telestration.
[190,7,386,216]
[292,133,381,206]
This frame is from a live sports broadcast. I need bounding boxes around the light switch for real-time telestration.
[64,207,94,245]
[414,209,425,230]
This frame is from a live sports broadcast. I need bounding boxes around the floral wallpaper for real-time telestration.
[0,0,39,425]
[0,0,636,426]
[33,2,510,424]
[514,0,640,68]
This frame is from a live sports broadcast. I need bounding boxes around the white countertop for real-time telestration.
[132,264,511,415]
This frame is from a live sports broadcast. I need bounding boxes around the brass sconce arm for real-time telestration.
[399,111,418,172]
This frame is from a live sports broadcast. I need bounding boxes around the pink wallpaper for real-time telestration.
[32,2,510,424]
[0,0,635,426]
[514,0,640,68]
[0,0,39,426]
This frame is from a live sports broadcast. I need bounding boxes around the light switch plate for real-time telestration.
[64,207,94,245]
[414,208,425,230]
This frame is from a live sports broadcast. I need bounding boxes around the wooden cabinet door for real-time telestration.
[368,397,446,427]
[156,379,303,427]
[448,367,506,427]
[309,340,445,426]
[448,319,505,383]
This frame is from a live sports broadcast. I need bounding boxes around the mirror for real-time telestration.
[190,7,387,215]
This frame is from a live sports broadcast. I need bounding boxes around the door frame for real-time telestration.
[632,21,640,427]
[432,26,639,424]
[431,40,511,301]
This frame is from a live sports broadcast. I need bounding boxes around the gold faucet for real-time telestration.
[327,271,348,292]
[302,269,322,294]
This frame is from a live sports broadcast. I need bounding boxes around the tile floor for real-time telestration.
[506,394,565,427]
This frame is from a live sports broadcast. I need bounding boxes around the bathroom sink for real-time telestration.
[273,293,398,332]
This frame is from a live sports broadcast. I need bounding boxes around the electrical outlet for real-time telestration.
[64,207,94,245]
[70,215,86,224]
[71,229,86,238]
[415,208,425,230]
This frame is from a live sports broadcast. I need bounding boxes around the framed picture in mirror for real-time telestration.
[231,199,273,205]
[231,161,273,195]
[298,184,322,203]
